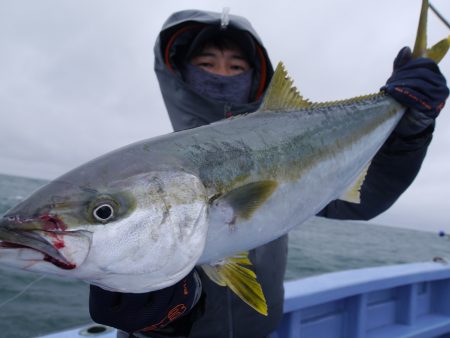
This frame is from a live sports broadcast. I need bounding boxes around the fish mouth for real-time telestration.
[0,228,77,270]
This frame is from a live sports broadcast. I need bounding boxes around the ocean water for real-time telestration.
[0,173,449,337]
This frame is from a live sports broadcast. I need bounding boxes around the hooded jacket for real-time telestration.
[154,9,274,132]
[141,8,434,338]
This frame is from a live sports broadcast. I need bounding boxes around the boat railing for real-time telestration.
[271,261,450,338]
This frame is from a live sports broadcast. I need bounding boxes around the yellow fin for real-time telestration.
[211,180,278,220]
[412,0,429,59]
[427,36,450,64]
[258,62,313,112]
[201,252,268,316]
[339,163,370,204]
[412,0,449,64]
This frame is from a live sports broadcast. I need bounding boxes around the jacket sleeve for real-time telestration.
[317,125,433,221]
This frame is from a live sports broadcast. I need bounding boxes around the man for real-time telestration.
[90,9,449,338]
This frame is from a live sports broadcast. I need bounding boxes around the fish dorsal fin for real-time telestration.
[201,252,268,316]
[339,162,371,204]
[258,62,313,112]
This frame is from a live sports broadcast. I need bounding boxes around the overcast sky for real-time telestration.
[0,0,449,233]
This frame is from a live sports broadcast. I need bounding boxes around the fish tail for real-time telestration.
[413,0,450,63]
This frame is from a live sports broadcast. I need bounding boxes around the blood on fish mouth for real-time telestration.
[0,214,77,270]
[0,240,76,270]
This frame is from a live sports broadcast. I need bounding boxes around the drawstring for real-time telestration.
[221,7,230,29]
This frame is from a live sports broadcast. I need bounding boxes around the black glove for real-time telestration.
[381,46,449,137]
[89,269,202,334]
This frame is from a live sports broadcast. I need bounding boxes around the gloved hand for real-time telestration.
[89,269,202,334]
[381,46,449,137]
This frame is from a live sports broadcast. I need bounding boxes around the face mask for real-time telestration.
[182,63,254,104]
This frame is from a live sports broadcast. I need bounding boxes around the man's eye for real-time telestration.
[198,62,213,68]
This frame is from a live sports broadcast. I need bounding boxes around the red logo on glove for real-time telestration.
[140,304,187,332]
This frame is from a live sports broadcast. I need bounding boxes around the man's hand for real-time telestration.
[89,269,202,334]
[382,46,449,137]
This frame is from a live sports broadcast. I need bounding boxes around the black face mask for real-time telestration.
[182,63,254,104]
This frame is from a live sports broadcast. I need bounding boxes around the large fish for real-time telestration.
[0,0,448,315]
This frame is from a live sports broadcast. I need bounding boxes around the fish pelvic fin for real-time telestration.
[258,62,313,112]
[413,0,449,63]
[201,252,268,316]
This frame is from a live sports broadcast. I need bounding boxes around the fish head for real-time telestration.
[0,170,208,293]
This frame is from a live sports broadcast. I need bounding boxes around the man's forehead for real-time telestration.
[198,45,248,60]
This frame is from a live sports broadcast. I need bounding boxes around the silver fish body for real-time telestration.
[195,94,403,263]
[0,89,403,293]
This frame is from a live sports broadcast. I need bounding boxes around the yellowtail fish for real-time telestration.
[0,0,448,315]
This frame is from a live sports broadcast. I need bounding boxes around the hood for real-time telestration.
[154,9,274,131]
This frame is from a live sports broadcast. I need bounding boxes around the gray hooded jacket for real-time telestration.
[154,9,274,131]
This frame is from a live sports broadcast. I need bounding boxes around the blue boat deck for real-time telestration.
[272,261,450,338]
[39,261,450,338]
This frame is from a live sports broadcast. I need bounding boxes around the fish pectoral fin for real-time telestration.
[339,162,370,204]
[211,181,278,220]
[201,252,268,316]
[426,36,450,64]
[257,62,313,112]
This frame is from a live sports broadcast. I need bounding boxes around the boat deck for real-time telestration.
[39,261,450,338]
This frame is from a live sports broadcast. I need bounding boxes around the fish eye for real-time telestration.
[93,203,115,223]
